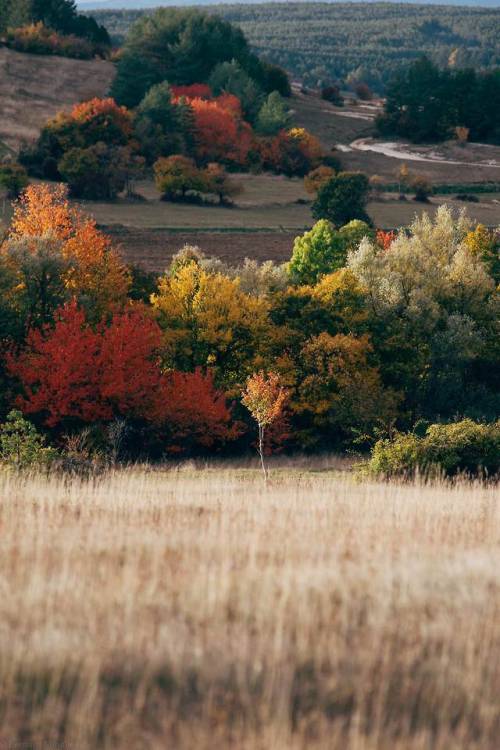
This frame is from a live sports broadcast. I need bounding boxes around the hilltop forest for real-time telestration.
[90,2,500,90]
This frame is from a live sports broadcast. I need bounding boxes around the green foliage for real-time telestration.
[368,420,500,478]
[288,219,373,285]
[255,91,291,136]
[0,410,57,470]
[92,4,500,92]
[378,56,500,143]
[110,8,273,108]
[312,173,371,227]
[0,162,29,199]
[58,144,132,200]
[209,60,263,122]
[134,82,183,163]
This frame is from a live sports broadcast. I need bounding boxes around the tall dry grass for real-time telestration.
[0,465,499,749]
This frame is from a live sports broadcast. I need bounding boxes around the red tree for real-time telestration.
[7,302,166,427]
[171,84,212,100]
[162,368,242,452]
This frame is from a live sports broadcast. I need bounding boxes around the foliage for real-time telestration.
[189,95,254,167]
[110,8,282,108]
[321,86,343,106]
[0,409,57,470]
[209,60,263,123]
[154,155,206,201]
[58,144,138,200]
[255,91,291,136]
[6,302,167,428]
[259,128,323,177]
[289,219,373,286]
[312,172,371,226]
[5,22,96,59]
[162,368,240,453]
[368,419,500,478]
[93,4,500,92]
[242,370,287,478]
[204,163,242,205]
[304,166,335,195]
[3,184,130,323]
[378,56,500,144]
[347,206,499,420]
[0,163,29,199]
[134,82,183,163]
[151,261,270,392]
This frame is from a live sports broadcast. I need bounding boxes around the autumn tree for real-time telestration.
[151,260,270,392]
[5,184,130,320]
[7,302,168,428]
[154,155,206,201]
[289,219,373,285]
[162,368,241,453]
[204,163,242,205]
[304,166,335,195]
[242,371,287,479]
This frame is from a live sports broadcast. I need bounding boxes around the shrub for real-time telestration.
[412,175,433,202]
[154,155,206,201]
[321,86,344,106]
[6,23,96,59]
[0,162,29,198]
[0,410,57,470]
[367,419,500,479]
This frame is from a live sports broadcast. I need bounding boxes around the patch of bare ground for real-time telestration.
[0,46,115,152]
[105,226,296,272]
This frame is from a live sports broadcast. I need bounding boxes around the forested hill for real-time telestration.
[88,3,500,88]
[80,0,500,8]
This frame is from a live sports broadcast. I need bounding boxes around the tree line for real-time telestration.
[0,183,498,465]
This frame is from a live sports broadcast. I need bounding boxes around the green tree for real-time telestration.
[0,162,29,198]
[58,144,131,200]
[0,410,57,470]
[134,82,182,163]
[111,8,259,108]
[209,60,263,122]
[312,172,371,226]
[255,91,291,135]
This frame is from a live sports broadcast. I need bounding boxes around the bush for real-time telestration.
[367,419,500,479]
[312,172,371,226]
[321,86,344,106]
[6,23,96,59]
[0,162,29,198]
[0,410,57,471]
[455,193,479,203]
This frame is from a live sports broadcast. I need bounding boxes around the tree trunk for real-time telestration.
[258,424,268,482]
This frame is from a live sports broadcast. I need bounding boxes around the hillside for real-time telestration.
[0,46,115,153]
[89,2,500,87]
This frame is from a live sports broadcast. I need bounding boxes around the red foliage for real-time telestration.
[7,302,167,427]
[189,97,253,165]
[8,305,240,452]
[162,368,242,452]
[258,128,322,176]
[376,230,396,251]
[171,84,213,100]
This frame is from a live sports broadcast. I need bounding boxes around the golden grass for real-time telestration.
[0,465,499,748]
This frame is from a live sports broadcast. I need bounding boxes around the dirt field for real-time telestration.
[0,46,115,152]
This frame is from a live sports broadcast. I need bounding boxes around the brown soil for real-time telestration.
[104,226,296,273]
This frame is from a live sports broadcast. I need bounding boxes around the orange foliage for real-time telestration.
[171,84,212,100]
[259,128,323,176]
[188,96,252,165]
[9,184,130,313]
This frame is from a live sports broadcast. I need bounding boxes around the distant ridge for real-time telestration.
[78,0,500,9]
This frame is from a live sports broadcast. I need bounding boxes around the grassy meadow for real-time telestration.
[1,464,499,749]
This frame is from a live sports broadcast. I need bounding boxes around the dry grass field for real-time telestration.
[0,46,115,152]
[1,465,499,749]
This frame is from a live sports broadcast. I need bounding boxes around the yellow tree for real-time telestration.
[242,371,287,480]
[151,260,271,393]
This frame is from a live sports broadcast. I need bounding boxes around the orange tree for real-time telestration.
[242,371,287,479]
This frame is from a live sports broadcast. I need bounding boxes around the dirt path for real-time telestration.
[349,138,500,169]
